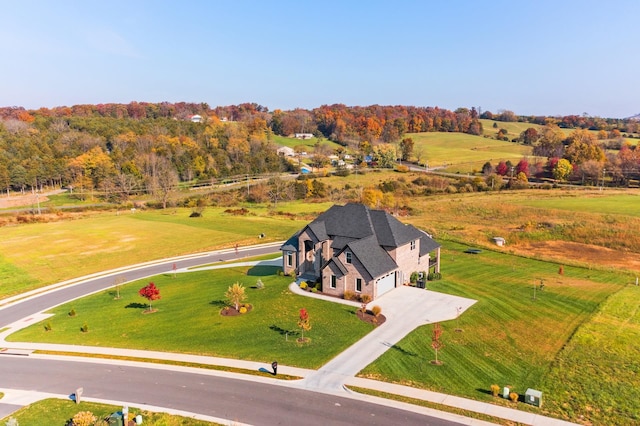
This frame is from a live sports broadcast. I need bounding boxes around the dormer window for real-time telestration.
[345,251,352,264]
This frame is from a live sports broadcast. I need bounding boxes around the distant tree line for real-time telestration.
[1,102,638,202]
[481,109,639,134]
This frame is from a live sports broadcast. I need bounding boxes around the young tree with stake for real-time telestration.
[139,282,161,312]
[298,308,311,341]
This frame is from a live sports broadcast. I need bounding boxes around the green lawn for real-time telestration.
[519,193,640,217]
[479,119,542,140]
[2,398,217,425]
[540,285,640,424]
[7,265,374,369]
[271,134,343,152]
[360,241,630,423]
[0,204,329,297]
[406,132,532,171]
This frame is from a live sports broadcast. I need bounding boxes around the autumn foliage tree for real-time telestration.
[297,308,311,341]
[553,158,573,181]
[399,137,414,161]
[139,282,161,312]
[225,282,247,311]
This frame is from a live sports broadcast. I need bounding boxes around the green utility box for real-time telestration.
[525,388,543,407]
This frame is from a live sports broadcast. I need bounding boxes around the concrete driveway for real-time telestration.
[292,285,477,391]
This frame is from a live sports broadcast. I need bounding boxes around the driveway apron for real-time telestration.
[298,286,476,391]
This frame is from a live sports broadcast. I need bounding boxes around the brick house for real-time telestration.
[280,203,441,300]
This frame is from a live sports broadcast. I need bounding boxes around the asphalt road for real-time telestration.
[0,243,281,329]
[0,244,466,426]
[0,357,462,426]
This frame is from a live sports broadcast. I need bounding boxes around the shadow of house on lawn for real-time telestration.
[247,265,280,277]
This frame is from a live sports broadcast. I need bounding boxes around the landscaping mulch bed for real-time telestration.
[220,305,253,316]
[356,310,386,326]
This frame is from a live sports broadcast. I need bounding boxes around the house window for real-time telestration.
[410,240,416,250]
[286,252,293,267]
[356,278,362,293]
[345,252,352,264]
[330,275,337,289]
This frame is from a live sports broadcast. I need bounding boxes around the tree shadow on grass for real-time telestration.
[125,302,147,309]
[247,265,280,277]
[209,299,227,308]
[269,325,299,337]
[476,388,493,396]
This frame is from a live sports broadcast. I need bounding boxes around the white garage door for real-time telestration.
[377,272,396,297]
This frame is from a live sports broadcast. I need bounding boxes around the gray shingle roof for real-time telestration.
[331,235,357,250]
[287,203,440,280]
[326,257,349,276]
[419,231,441,255]
[280,231,299,251]
[319,203,374,240]
[347,235,398,279]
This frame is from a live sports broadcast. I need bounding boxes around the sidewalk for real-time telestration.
[293,283,476,391]
[0,256,579,426]
[0,388,251,426]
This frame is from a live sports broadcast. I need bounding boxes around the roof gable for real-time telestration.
[347,235,398,279]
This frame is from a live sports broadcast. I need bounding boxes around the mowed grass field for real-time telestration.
[406,132,532,172]
[401,189,640,266]
[8,264,374,369]
[359,242,632,418]
[520,193,640,217]
[0,203,332,297]
[3,191,640,424]
[271,134,343,151]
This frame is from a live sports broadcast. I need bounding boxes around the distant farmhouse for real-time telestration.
[294,133,314,140]
[277,146,295,157]
[281,203,441,300]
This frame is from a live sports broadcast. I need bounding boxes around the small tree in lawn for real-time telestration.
[139,282,161,313]
[431,322,444,365]
[225,282,246,311]
[297,308,311,342]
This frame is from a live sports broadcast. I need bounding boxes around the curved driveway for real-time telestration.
[0,243,478,426]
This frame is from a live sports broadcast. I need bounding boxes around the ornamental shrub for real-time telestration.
[371,305,382,317]
[359,294,372,304]
[509,392,519,403]
[427,272,442,281]
[490,384,500,397]
[80,323,89,333]
[239,306,247,314]
[68,308,76,317]
[255,279,264,289]
[44,322,52,331]
[343,290,356,301]
[71,411,96,426]
[299,282,308,290]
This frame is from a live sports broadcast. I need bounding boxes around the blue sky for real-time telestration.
[1,0,637,118]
